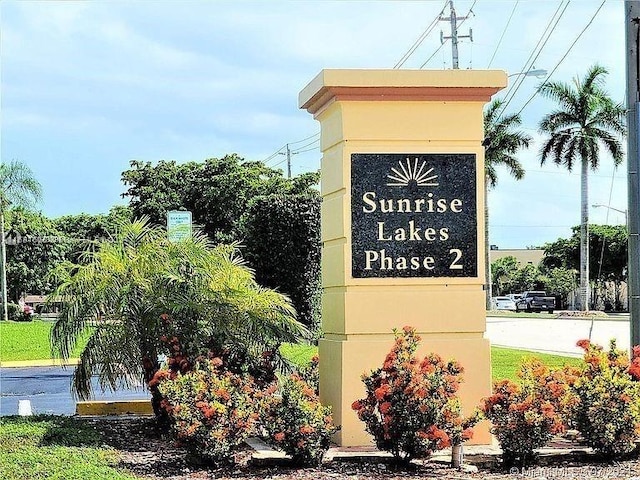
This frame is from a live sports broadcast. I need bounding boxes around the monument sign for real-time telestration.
[300,69,506,446]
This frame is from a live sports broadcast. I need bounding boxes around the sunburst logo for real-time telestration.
[386,157,438,187]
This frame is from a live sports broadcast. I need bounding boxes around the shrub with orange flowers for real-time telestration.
[351,326,478,465]
[481,359,576,468]
[260,373,338,465]
[569,339,640,458]
[157,358,261,464]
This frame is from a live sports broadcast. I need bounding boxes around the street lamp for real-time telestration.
[508,68,548,79]
[592,203,628,226]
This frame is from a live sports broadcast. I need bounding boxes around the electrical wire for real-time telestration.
[288,132,320,145]
[293,145,320,155]
[487,0,519,68]
[261,132,320,165]
[516,0,607,116]
[261,145,286,164]
[499,0,570,116]
[291,138,320,153]
[394,0,448,69]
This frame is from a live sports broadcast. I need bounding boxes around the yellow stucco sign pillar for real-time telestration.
[299,69,506,446]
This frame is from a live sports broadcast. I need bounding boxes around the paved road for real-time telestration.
[486,314,631,356]
[0,366,149,416]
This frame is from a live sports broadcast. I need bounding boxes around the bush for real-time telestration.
[6,303,20,321]
[481,359,575,468]
[569,339,640,458]
[297,354,319,395]
[352,327,477,465]
[241,193,321,330]
[261,373,338,465]
[157,358,260,464]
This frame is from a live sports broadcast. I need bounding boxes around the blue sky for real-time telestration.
[1,0,629,248]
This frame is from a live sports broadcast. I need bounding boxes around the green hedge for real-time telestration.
[241,193,321,330]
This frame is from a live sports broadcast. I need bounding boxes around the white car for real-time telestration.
[492,296,517,311]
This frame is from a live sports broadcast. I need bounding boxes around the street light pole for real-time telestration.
[592,204,629,226]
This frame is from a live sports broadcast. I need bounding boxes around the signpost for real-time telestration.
[167,210,192,242]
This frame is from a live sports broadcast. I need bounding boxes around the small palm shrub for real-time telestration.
[351,326,477,465]
[569,339,640,458]
[481,359,575,468]
[261,373,338,465]
[157,358,260,464]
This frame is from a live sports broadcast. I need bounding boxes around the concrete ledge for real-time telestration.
[76,399,153,416]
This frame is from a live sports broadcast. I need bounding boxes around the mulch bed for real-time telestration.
[87,417,640,480]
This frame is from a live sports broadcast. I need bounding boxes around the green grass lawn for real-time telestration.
[0,416,138,480]
[2,321,580,383]
[281,343,581,382]
[0,321,88,362]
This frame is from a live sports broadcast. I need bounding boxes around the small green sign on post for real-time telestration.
[167,210,192,242]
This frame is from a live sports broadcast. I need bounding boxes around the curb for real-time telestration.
[0,358,80,368]
[76,399,154,416]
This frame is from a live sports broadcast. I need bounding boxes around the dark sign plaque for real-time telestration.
[351,153,477,278]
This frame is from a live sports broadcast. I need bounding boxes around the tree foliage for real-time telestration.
[121,155,319,243]
[538,64,626,310]
[3,208,68,301]
[483,99,531,188]
[240,193,321,329]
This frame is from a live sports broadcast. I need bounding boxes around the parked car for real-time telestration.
[491,296,517,311]
[515,291,556,313]
[507,293,522,303]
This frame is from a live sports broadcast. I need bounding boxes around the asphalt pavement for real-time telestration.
[0,366,149,416]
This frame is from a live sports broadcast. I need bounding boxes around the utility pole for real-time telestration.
[626,1,640,349]
[279,144,293,178]
[440,0,472,69]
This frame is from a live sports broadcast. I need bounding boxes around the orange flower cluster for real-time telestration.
[352,326,477,464]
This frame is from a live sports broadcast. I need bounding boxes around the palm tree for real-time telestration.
[50,218,307,415]
[0,160,42,321]
[538,65,625,311]
[483,99,532,308]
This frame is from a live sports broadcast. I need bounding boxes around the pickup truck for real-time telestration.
[515,291,556,313]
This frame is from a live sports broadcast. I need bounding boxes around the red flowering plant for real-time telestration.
[260,373,338,465]
[351,326,478,465]
[157,357,261,464]
[481,359,576,469]
[569,339,640,458]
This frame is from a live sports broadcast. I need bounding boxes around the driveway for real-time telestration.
[486,314,631,356]
[0,366,149,416]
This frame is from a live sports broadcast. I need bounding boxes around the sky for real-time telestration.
[0,0,631,249]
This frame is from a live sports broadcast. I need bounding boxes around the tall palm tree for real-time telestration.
[0,160,42,321]
[538,65,625,311]
[483,99,532,308]
[50,218,307,415]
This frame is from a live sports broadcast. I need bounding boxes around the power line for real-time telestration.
[499,0,570,116]
[516,0,607,116]
[394,0,448,69]
[291,138,320,153]
[261,132,319,166]
[288,132,320,145]
[261,145,286,164]
[487,0,519,68]
[500,1,568,102]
